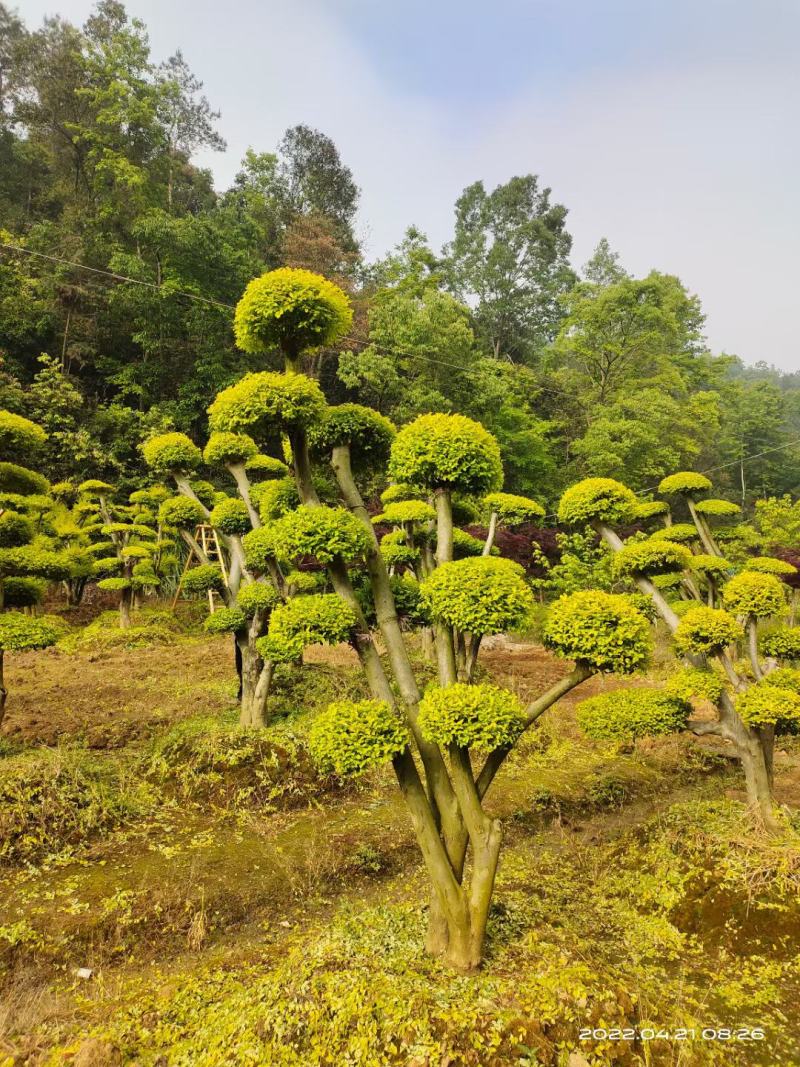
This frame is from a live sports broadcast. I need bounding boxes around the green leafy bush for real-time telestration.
[0,612,59,651]
[260,505,370,565]
[158,496,206,529]
[208,371,326,435]
[484,492,545,525]
[690,554,731,577]
[658,472,712,496]
[649,523,699,543]
[760,627,800,660]
[308,700,407,776]
[244,454,289,480]
[142,432,202,475]
[694,498,741,517]
[203,431,259,466]
[543,591,652,674]
[260,594,357,662]
[204,607,247,634]
[673,606,742,655]
[375,500,435,525]
[420,557,534,635]
[665,667,725,703]
[236,581,281,615]
[634,500,670,520]
[234,267,353,355]
[210,497,252,536]
[181,564,225,594]
[417,682,524,749]
[736,683,800,727]
[722,571,786,618]
[388,413,503,494]
[0,510,33,548]
[742,556,797,577]
[612,538,692,577]
[0,410,47,455]
[310,404,395,465]
[576,688,691,741]
[557,478,637,527]
[0,462,49,496]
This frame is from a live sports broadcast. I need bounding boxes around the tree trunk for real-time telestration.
[0,651,6,727]
[739,738,779,831]
[119,588,132,629]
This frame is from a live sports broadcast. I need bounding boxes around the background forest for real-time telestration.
[1,0,799,505]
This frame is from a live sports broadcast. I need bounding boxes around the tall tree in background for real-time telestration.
[277,125,360,249]
[443,175,575,365]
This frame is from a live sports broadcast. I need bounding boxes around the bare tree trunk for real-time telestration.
[119,587,132,629]
[0,651,6,727]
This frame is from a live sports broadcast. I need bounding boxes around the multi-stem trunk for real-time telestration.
[0,650,6,728]
[237,634,273,728]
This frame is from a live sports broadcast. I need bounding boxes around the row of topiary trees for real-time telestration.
[2,267,799,970]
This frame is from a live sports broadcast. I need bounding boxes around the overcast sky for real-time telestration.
[19,0,800,371]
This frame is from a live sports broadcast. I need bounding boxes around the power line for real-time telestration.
[0,242,236,311]
[0,241,573,401]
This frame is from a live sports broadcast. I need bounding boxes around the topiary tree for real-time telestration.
[561,474,798,830]
[77,481,162,628]
[143,424,295,728]
[0,411,71,722]
[213,268,653,971]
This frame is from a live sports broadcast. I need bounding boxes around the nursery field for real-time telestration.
[3,7,800,1062]
[2,608,800,1067]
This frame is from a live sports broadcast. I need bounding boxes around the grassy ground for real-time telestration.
[1,615,799,1066]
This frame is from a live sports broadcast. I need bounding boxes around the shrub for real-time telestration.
[761,667,800,694]
[648,523,699,543]
[260,505,370,565]
[0,410,47,456]
[208,371,326,436]
[658,472,712,496]
[260,594,357,662]
[158,496,206,529]
[388,413,503,495]
[310,404,395,466]
[375,500,436,525]
[557,478,638,527]
[736,683,800,727]
[380,537,419,568]
[419,557,534,635]
[690,554,731,577]
[0,462,49,496]
[308,699,407,776]
[181,564,225,594]
[665,667,725,704]
[210,497,252,536]
[203,431,259,467]
[673,606,742,655]
[245,453,290,480]
[576,689,691,741]
[234,267,353,355]
[417,682,524,749]
[142,432,202,475]
[236,581,281,615]
[760,627,800,660]
[694,498,741,517]
[0,613,59,651]
[389,574,429,625]
[2,576,46,608]
[451,528,486,558]
[0,510,33,548]
[204,608,247,634]
[742,556,798,577]
[483,492,545,525]
[380,483,426,505]
[634,500,670,520]
[543,591,652,674]
[612,538,692,577]
[722,571,786,619]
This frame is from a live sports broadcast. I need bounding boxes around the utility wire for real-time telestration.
[3,241,799,500]
[0,240,573,400]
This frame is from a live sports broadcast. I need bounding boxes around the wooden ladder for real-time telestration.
[172,524,229,612]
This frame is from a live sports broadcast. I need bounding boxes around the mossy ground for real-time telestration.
[1,621,799,1066]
